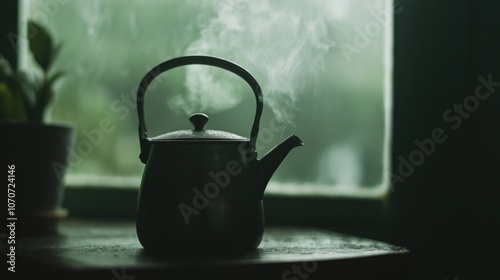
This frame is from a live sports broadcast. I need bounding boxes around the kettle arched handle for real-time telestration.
[136,55,263,163]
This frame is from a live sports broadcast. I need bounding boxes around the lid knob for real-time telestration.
[190,113,209,131]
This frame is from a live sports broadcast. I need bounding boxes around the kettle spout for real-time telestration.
[254,135,304,198]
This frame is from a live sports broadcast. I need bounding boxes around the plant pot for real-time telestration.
[1,121,74,236]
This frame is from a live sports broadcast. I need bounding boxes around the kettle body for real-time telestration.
[136,141,264,253]
[134,56,303,254]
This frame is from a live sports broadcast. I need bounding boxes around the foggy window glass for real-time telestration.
[26,0,392,197]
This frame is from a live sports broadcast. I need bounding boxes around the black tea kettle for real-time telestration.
[135,55,303,254]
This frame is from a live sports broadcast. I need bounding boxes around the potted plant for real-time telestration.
[0,21,73,236]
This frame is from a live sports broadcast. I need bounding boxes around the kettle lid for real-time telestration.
[151,113,246,141]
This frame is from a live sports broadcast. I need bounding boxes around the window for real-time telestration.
[26,0,393,198]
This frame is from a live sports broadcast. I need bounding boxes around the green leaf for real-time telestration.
[28,21,53,72]
[41,71,65,104]
[48,70,65,85]
[50,43,63,64]
[34,83,53,120]
[0,83,12,117]
[0,56,14,80]
[34,70,65,120]
[0,82,27,121]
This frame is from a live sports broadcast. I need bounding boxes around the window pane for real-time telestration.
[27,0,392,197]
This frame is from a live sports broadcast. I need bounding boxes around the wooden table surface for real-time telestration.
[7,219,410,280]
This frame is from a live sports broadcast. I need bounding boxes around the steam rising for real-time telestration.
[170,0,337,123]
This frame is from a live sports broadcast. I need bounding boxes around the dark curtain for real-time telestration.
[391,0,500,279]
